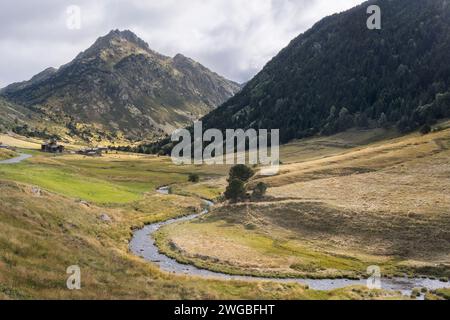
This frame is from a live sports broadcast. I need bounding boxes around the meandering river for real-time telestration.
[130,187,450,298]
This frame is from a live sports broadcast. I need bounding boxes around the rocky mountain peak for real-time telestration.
[102,29,151,51]
[1,30,241,143]
[173,53,192,62]
[75,29,167,65]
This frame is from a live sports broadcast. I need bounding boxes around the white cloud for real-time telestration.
[0,0,364,88]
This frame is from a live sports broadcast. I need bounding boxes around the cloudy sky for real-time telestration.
[0,0,364,88]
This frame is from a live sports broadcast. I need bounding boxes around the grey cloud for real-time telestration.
[0,0,364,88]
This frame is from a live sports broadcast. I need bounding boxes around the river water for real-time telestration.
[129,187,450,298]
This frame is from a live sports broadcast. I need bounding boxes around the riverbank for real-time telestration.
[130,189,450,299]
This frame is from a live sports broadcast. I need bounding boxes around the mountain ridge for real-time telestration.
[1,29,241,143]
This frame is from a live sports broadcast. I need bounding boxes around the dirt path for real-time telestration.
[0,153,32,164]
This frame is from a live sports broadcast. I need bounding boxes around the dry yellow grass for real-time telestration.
[158,126,450,279]
[0,133,89,151]
[0,134,42,149]
[0,148,17,160]
[279,128,399,164]
[258,128,450,188]
[268,130,450,214]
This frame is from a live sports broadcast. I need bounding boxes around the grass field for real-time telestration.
[0,151,228,204]
[0,141,400,299]
[157,124,450,285]
[0,134,43,150]
[0,148,17,160]
[279,128,400,164]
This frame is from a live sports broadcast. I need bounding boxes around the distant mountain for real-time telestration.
[201,0,450,143]
[1,30,241,142]
[1,67,57,94]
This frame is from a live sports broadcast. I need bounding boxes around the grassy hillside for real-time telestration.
[156,123,450,282]
[0,134,42,149]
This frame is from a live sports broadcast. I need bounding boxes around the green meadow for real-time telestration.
[0,152,226,204]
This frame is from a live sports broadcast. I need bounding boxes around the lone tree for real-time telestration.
[224,165,255,202]
[229,164,255,182]
[224,179,246,201]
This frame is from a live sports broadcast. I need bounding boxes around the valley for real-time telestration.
[1,133,405,300]
[0,123,449,300]
[0,0,449,303]
[155,122,450,295]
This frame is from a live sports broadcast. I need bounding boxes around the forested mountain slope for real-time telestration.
[201,0,450,143]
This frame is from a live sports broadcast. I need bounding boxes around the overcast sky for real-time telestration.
[0,0,364,88]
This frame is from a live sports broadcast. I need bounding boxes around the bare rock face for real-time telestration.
[31,186,42,197]
[79,200,90,207]
[99,213,112,223]
[1,30,241,143]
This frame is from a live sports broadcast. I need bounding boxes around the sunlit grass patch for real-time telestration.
[171,180,225,200]
[155,215,380,279]
[0,164,143,204]
[0,148,17,160]
[0,153,226,204]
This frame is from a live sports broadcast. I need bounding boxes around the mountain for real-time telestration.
[0,97,37,132]
[1,68,57,94]
[201,0,450,143]
[1,30,241,142]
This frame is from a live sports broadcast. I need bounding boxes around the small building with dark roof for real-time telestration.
[41,140,64,153]
[77,147,108,157]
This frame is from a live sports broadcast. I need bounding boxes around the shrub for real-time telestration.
[411,288,421,298]
[420,124,432,135]
[252,182,268,199]
[188,173,200,183]
[244,223,257,230]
